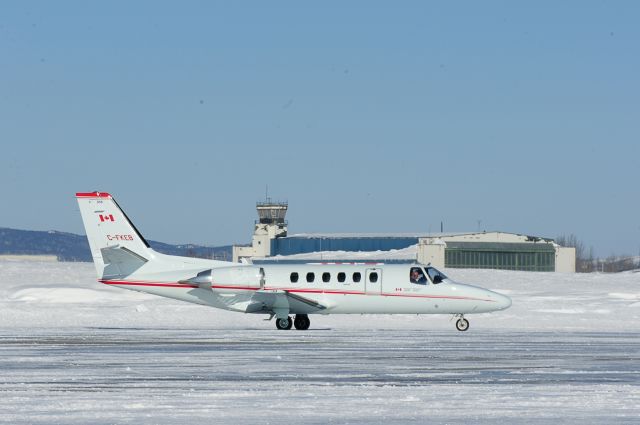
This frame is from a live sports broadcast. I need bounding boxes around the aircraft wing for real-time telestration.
[249,290,328,315]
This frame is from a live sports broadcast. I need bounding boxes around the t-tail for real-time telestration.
[76,192,228,280]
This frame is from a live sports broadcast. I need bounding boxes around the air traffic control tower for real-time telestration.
[232,199,288,262]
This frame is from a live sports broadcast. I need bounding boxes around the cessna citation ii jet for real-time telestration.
[76,192,511,331]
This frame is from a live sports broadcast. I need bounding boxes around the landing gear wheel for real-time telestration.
[456,318,469,332]
[275,316,293,330]
[294,314,311,330]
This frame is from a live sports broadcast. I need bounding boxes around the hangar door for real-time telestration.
[445,242,555,272]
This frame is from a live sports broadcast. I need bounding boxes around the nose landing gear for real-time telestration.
[454,314,469,332]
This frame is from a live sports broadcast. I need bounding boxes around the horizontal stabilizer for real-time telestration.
[101,246,148,279]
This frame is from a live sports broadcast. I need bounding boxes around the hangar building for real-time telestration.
[232,201,575,272]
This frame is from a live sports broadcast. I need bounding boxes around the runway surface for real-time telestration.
[1,328,639,424]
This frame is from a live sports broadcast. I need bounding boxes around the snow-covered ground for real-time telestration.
[1,259,639,423]
[1,259,638,332]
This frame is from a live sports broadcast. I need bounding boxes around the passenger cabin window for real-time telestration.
[353,272,361,283]
[369,272,378,283]
[426,267,447,284]
[290,272,299,283]
[322,272,331,283]
[409,267,427,285]
[306,272,315,283]
[337,272,346,283]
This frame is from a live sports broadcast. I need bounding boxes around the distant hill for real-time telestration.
[0,228,233,262]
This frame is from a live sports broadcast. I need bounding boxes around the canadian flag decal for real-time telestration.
[99,214,115,222]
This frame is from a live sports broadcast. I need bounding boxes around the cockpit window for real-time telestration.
[409,267,427,285]
[426,267,447,284]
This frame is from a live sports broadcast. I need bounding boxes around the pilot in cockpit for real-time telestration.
[410,267,427,284]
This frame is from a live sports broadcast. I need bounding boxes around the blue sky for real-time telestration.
[1,1,638,256]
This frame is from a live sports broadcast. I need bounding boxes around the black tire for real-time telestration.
[456,318,469,332]
[275,317,292,330]
[294,314,311,330]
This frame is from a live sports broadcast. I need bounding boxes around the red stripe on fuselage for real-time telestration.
[100,280,198,289]
[378,292,494,301]
[99,280,495,302]
[210,284,262,291]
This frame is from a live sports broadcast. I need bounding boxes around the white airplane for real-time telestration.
[76,191,511,331]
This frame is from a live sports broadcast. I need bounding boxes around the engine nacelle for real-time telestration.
[182,266,262,293]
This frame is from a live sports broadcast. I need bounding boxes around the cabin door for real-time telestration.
[365,268,382,294]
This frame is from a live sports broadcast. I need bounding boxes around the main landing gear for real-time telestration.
[275,314,310,330]
[275,317,293,330]
[455,314,469,332]
[293,314,310,330]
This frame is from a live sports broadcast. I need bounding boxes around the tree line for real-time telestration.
[556,234,640,273]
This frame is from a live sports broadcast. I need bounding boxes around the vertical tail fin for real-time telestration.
[76,192,154,277]
[77,191,230,279]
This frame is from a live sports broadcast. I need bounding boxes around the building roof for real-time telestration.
[285,231,551,240]
[288,232,478,239]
